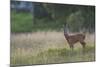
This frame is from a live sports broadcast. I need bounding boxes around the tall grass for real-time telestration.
[10,31,95,66]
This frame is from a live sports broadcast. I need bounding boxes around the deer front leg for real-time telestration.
[69,44,74,51]
[69,44,74,55]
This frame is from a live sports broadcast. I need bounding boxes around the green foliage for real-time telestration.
[42,4,95,32]
[81,6,95,32]
[11,2,95,33]
[11,11,33,32]
[67,11,84,32]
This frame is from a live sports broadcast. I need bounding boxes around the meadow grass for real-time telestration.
[10,31,95,66]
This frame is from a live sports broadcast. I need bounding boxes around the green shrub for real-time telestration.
[11,12,33,32]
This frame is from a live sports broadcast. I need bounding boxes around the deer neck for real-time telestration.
[64,31,69,38]
[64,25,69,38]
[64,33,69,38]
[64,25,67,32]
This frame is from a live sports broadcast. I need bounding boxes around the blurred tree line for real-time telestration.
[11,1,95,33]
[34,2,95,33]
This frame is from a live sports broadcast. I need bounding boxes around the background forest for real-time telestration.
[11,1,95,33]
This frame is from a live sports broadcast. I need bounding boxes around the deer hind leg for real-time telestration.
[80,41,86,49]
[69,44,74,55]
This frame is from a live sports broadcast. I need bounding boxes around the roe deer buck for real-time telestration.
[64,24,86,51]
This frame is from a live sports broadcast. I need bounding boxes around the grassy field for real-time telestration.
[10,31,95,66]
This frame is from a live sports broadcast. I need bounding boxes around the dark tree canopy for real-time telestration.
[11,1,95,33]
